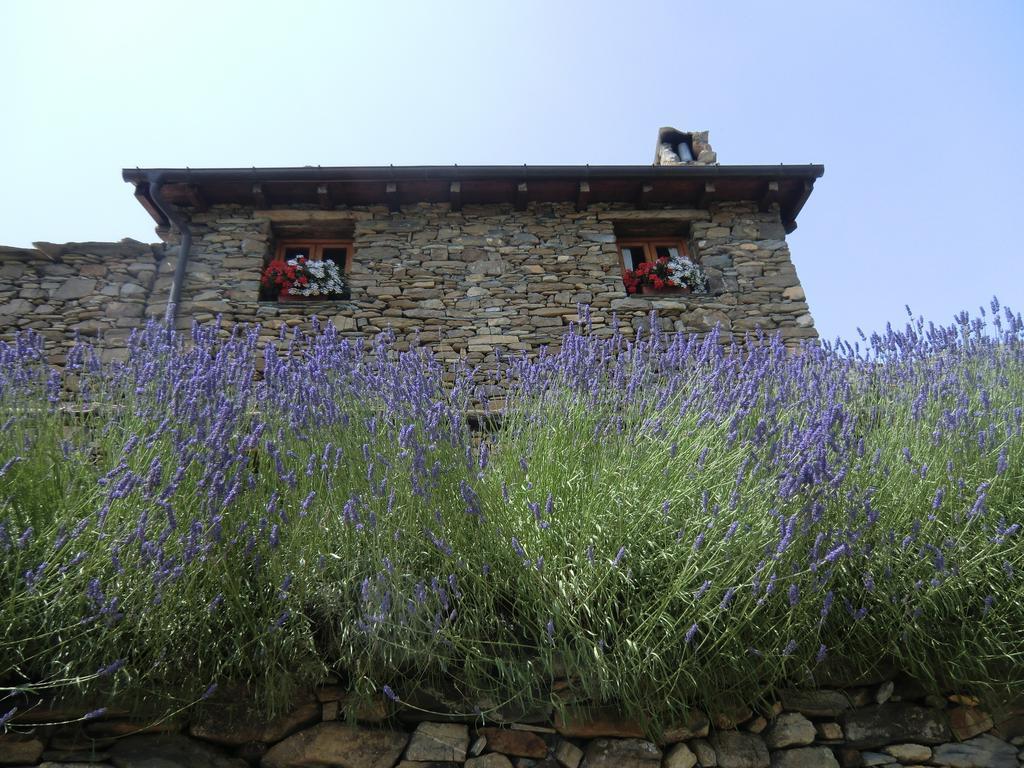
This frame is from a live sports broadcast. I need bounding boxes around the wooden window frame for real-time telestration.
[617,238,690,274]
[274,239,354,272]
[262,239,354,302]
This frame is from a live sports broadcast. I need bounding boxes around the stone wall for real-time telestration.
[0,200,816,381]
[171,201,814,371]
[0,240,163,365]
[2,676,1022,767]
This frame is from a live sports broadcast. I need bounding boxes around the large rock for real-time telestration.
[661,711,710,743]
[52,276,98,300]
[839,703,949,749]
[554,739,583,768]
[109,734,248,768]
[778,690,850,718]
[948,706,993,740]
[0,298,34,316]
[405,722,469,762]
[664,742,697,768]
[261,723,408,768]
[0,735,45,765]
[763,713,815,749]
[554,706,645,738]
[478,728,547,758]
[690,739,716,767]
[769,747,839,768]
[33,239,153,260]
[709,732,769,768]
[992,711,1024,741]
[581,738,661,768]
[466,755,515,768]
[880,743,931,762]
[930,734,1018,767]
[189,701,320,745]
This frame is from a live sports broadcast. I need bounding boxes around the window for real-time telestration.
[618,238,708,296]
[619,239,688,271]
[260,239,352,301]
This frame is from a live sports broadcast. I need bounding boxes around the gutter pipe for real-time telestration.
[144,173,192,327]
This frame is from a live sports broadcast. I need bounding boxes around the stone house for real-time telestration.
[0,129,823,372]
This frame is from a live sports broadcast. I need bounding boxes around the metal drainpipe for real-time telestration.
[146,174,192,327]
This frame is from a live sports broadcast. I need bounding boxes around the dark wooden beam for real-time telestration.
[133,183,169,228]
[637,183,654,209]
[698,181,717,208]
[251,183,267,208]
[575,181,591,211]
[783,181,814,234]
[759,181,780,212]
[449,181,462,211]
[317,184,332,210]
[515,182,529,211]
[183,184,208,212]
[385,182,400,212]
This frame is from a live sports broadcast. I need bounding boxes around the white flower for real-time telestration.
[287,259,348,298]
[666,255,708,293]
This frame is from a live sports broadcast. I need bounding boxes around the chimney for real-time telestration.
[654,127,717,166]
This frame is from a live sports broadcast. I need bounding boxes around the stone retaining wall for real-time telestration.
[0,240,164,365]
[2,676,1021,767]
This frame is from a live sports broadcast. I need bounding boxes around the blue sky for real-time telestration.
[1,1,1022,340]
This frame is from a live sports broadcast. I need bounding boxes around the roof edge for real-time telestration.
[123,164,824,184]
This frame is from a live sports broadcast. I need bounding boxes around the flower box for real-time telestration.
[623,254,708,297]
[261,255,349,302]
[278,292,347,302]
[639,285,691,296]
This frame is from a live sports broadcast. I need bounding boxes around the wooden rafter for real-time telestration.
[515,182,529,211]
[184,184,208,212]
[784,181,814,233]
[385,182,400,212]
[698,181,717,209]
[637,183,654,209]
[575,181,591,211]
[759,181,780,212]
[317,184,332,210]
[134,184,168,228]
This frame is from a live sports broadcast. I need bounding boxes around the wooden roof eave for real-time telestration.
[124,164,823,231]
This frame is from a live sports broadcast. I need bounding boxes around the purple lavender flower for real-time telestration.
[612,546,627,567]
[720,587,737,610]
[788,583,800,606]
[983,595,995,615]
[694,580,711,600]
[684,622,699,645]
[821,590,834,619]
[95,658,125,677]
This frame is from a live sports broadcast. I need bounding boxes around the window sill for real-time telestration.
[612,291,719,308]
[257,299,355,308]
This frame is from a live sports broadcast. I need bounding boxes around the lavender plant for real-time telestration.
[0,302,1021,729]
